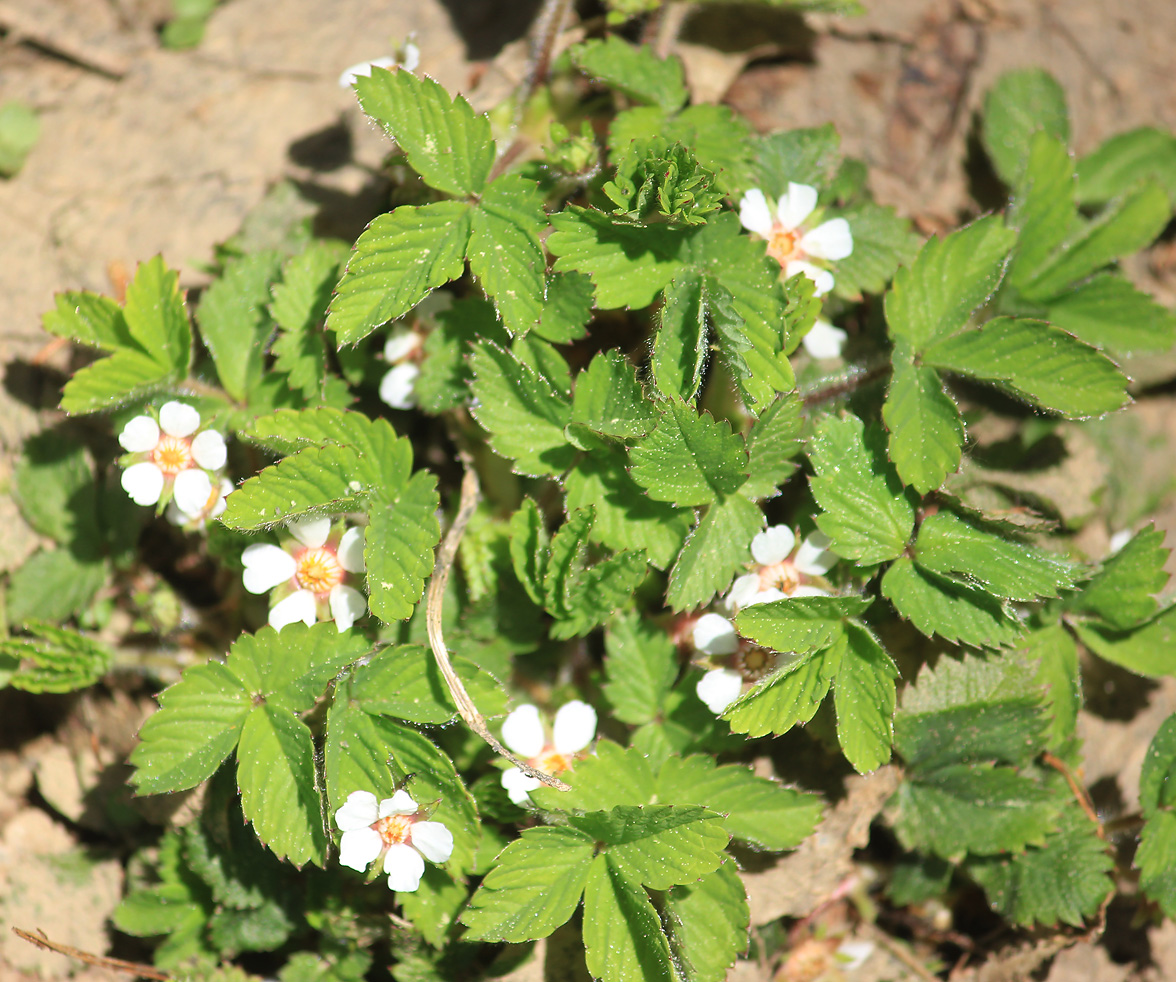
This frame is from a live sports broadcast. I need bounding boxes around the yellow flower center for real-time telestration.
[738,646,776,682]
[534,747,573,775]
[294,547,343,596]
[152,434,194,476]
[374,813,413,847]
[766,225,801,267]
[758,559,801,595]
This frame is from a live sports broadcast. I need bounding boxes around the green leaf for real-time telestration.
[1070,605,1176,678]
[1046,274,1176,353]
[809,414,914,565]
[416,297,509,413]
[629,399,748,506]
[724,639,843,739]
[655,756,822,851]
[1077,126,1176,205]
[912,510,1077,601]
[736,596,872,656]
[665,492,762,612]
[398,866,469,947]
[661,105,755,196]
[6,549,106,624]
[197,251,283,401]
[1137,810,1176,919]
[603,138,723,226]
[1140,714,1176,818]
[571,37,687,111]
[270,242,347,399]
[468,174,547,335]
[884,215,1016,349]
[754,125,841,198]
[122,256,192,372]
[583,858,676,982]
[982,68,1070,186]
[603,613,678,726]
[664,862,749,982]
[469,342,573,476]
[353,68,494,196]
[967,802,1112,926]
[881,557,1023,648]
[1005,131,1075,291]
[461,826,595,941]
[551,548,648,641]
[1023,624,1082,752]
[326,202,471,346]
[349,644,504,724]
[12,435,100,545]
[892,764,1058,860]
[323,698,396,815]
[923,317,1129,418]
[830,201,921,300]
[534,271,594,343]
[42,291,133,349]
[835,622,898,773]
[60,347,178,415]
[883,343,964,494]
[571,349,657,439]
[741,392,803,500]
[365,470,441,622]
[652,272,708,400]
[547,206,688,309]
[531,741,656,813]
[509,498,549,607]
[1067,524,1168,629]
[0,621,110,693]
[130,660,251,794]
[237,704,327,866]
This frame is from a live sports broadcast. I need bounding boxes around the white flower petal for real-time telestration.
[119,415,160,453]
[241,543,297,593]
[696,668,744,715]
[337,526,365,573]
[173,469,213,518]
[410,821,454,864]
[329,584,367,632]
[776,182,819,232]
[190,429,227,470]
[384,843,426,892]
[381,790,418,818]
[745,588,787,607]
[837,939,875,971]
[399,42,420,73]
[338,56,397,88]
[379,363,420,410]
[553,701,597,754]
[121,461,166,506]
[289,516,331,548]
[500,704,545,758]
[786,260,834,297]
[800,217,853,261]
[269,589,317,631]
[335,789,380,831]
[802,320,848,360]
[794,531,838,576]
[209,478,232,519]
[1108,529,1134,555]
[338,827,383,872]
[751,525,795,566]
[738,189,774,238]
[159,401,201,438]
[384,326,422,363]
[727,573,762,611]
[502,767,542,806]
[693,613,738,656]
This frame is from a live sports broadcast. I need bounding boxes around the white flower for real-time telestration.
[739,184,853,296]
[696,667,744,715]
[802,319,848,360]
[727,525,838,612]
[379,326,423,410]
[167,475,232,529]
[500,701,597,805]
[241,517,367,632]
[338,40,420,87]
[334,789,453,893]
[691,613,779,716]
[118,401,228,510]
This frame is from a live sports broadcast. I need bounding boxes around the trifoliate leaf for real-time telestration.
[533,270,594,343]
[884,215,1016,349]
[269,241,347,400]
[724,638,844,739]
[461,825,596,941]
[809,414,915,565]
[365,469,441,622]
[1077,126,1176,205]
[6,549,106,624]
[571,349,657,439]
[0,621,112,693]
[509,497,549,607]
[967,800,1112,926]
[629,399,748,506]
[830,200,921,300]
[884,341,965,494]
[1137,810,1176,919]
[1023,624,1082,752]
[654,755,823,850]
[736,596,872,656]
[894,653,1048,771]
[1070,605,1176,678]
[123,256,193,373]
[665,492,762,611]
[652,271,708,400]
[130,660,252,795]
[892,763,1058,860]
[326,202,471,346]
[468,174,547,335]
[42,291,134,349]
[881,557,1023,648]
[923,317,1129,418]
[664,862,749,982]
[1046,273,1176,353]
[603,612,678,726]
[754,125,841,198]
[469,341,573,476]
[196,251,283,401]
[1066,524,1169,629]
[60,347,178,415]
[834,622,898,773]
[353,68,494,196]
[741,392,803,500]
[583,857,676,982]
[603,138,723,226]
[982,68,1070,187]
[572,37,687,111]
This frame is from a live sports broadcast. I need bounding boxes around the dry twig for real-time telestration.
[11,926,170,980]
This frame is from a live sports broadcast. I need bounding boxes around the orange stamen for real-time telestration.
[534,747,573,775]
[295,547,343,595]
[766,226,800,267]
[375,814,413,847]
[152,434,194,476]
[758,560,801,595]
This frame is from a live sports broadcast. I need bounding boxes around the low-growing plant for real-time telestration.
[6,6,1176,982]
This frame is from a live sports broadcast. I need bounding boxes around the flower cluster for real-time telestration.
[334,789,453,893]
[499,701,597,805]
[693,525,838,714]
[118,400,230,528]
[242,517,367,632]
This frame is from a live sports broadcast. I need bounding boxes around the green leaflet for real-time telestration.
[1065,523,1169,629]
[1076,126,1176,205]
[723,638,843,739]
[754,125,841,198]
[664,862,749,982]
[652,272,708,400]
[42,290,133,349]
[629,399,748,506]
[0,621,112,693]
[741,391,804,501]
[583,859,677,982]
[571,349,657,440]
[364,470,441,623]
[602,612,679,726]
[735,596,873,656]
[570,37,688,112]
[1046,274,1176,353]
[883,343,965,494]
[665,492,762,612]
[1069,605,1176,678]
[829,200,921,300]
[269,241,348,400]
[834,622,899,773]
[982,68,1070,187]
